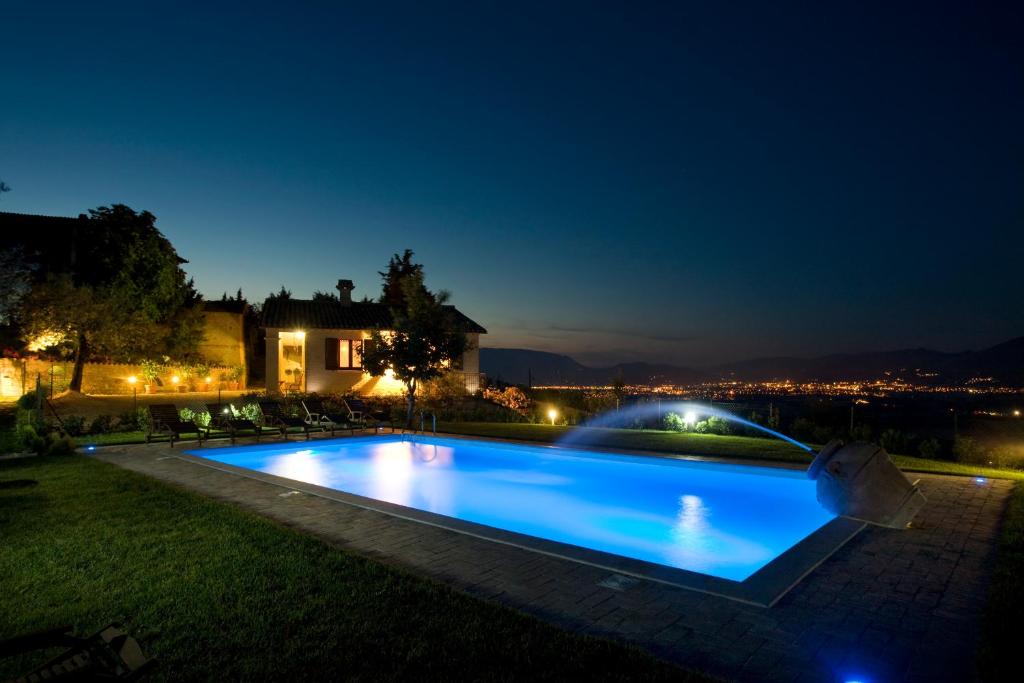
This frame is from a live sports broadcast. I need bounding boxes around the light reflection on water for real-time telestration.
[200,436,833,581]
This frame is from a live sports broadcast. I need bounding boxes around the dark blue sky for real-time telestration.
[3,1,1021,366]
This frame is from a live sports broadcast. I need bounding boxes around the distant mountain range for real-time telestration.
[480,336,1024,387]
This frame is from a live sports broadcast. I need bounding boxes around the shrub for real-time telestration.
[662,412,685,432]
[879,429,907,454]
[179,407,210,428]
[705,416,733,436]
[918,437,941,459]
[116,409,146,432]
[61,414,88,437]
[953,436,987,464]
[483,387,531,414]
[89,414,115,435]
[238,402,263,425]
[17,423,76,455]
[140,359,163,384]
[421,372,470,409]
[16,392,39,410]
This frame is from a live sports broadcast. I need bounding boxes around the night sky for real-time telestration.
[3,1,1022,366]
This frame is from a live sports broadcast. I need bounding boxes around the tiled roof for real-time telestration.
[260,298,487,334]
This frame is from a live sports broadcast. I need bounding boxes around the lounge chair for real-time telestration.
[344,397,395,433]
[0,622,155,681]
[301,397,357,436]
[146,404,199,446]
[258,400,313,440]
[204,403,272,443]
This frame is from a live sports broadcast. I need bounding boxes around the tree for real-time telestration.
[18,205,201,391]
[361,268,469,428]
[312,290,338,301]
[379,249,426,308]
[268,286,292,300]
[0,246,33,325]
[0,180,10,197]
[20,275,155,386]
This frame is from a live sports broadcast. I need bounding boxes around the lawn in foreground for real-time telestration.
[0,455,703,682]
[437,422,1024,482]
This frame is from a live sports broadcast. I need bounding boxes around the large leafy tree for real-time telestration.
[362,261,468,427]
[18,204,202,391]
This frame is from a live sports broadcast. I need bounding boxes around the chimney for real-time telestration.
[336,279,355,305]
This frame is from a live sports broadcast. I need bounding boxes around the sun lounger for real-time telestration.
[146,404,199,446]
[204,403,273,443]
[344,397,395,432]
[301,397,357,436]
[257,400,312,440]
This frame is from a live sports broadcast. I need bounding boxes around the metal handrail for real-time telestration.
[416,411,437,435]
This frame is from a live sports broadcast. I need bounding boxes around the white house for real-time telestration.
[261,279,486,396]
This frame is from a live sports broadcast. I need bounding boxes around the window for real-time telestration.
[325,338,363,370]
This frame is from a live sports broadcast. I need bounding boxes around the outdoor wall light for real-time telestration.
[205,376,212,384]
[171,375,180,384]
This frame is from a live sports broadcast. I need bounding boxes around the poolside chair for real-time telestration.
[204,403,271,443]
[0,622,155,681]
[146,404,199,447]
[344,397,396,433]
[258,400,313,440]
[180,404,229,444]
[301,397,357,436]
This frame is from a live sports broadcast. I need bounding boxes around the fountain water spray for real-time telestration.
[557,400,814,453]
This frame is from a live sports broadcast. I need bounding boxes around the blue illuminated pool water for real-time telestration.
[192,435,834,581]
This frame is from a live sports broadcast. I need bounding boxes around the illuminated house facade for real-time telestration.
[260,280,486,396]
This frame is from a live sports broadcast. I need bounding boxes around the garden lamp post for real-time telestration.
[548,408,558,426]
[127,375,138,414]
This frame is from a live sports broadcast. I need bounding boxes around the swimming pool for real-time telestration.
[187,434,857,601]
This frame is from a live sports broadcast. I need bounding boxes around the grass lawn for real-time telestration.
[437,422,1024,482]
[0,455,703,682]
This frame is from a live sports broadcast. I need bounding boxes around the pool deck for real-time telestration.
[94,434,1013,682]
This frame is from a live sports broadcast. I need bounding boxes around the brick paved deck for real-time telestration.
[94,436,1012,682]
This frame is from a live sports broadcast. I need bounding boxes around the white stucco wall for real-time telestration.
[266,327,483,395]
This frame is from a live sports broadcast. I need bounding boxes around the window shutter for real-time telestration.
[325,338,340,370]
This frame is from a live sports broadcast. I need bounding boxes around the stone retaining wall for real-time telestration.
[0,358,244,398]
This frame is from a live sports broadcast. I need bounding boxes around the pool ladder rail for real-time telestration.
[402,411,437,436]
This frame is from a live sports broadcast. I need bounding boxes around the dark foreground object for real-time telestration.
[0,623,154,682]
